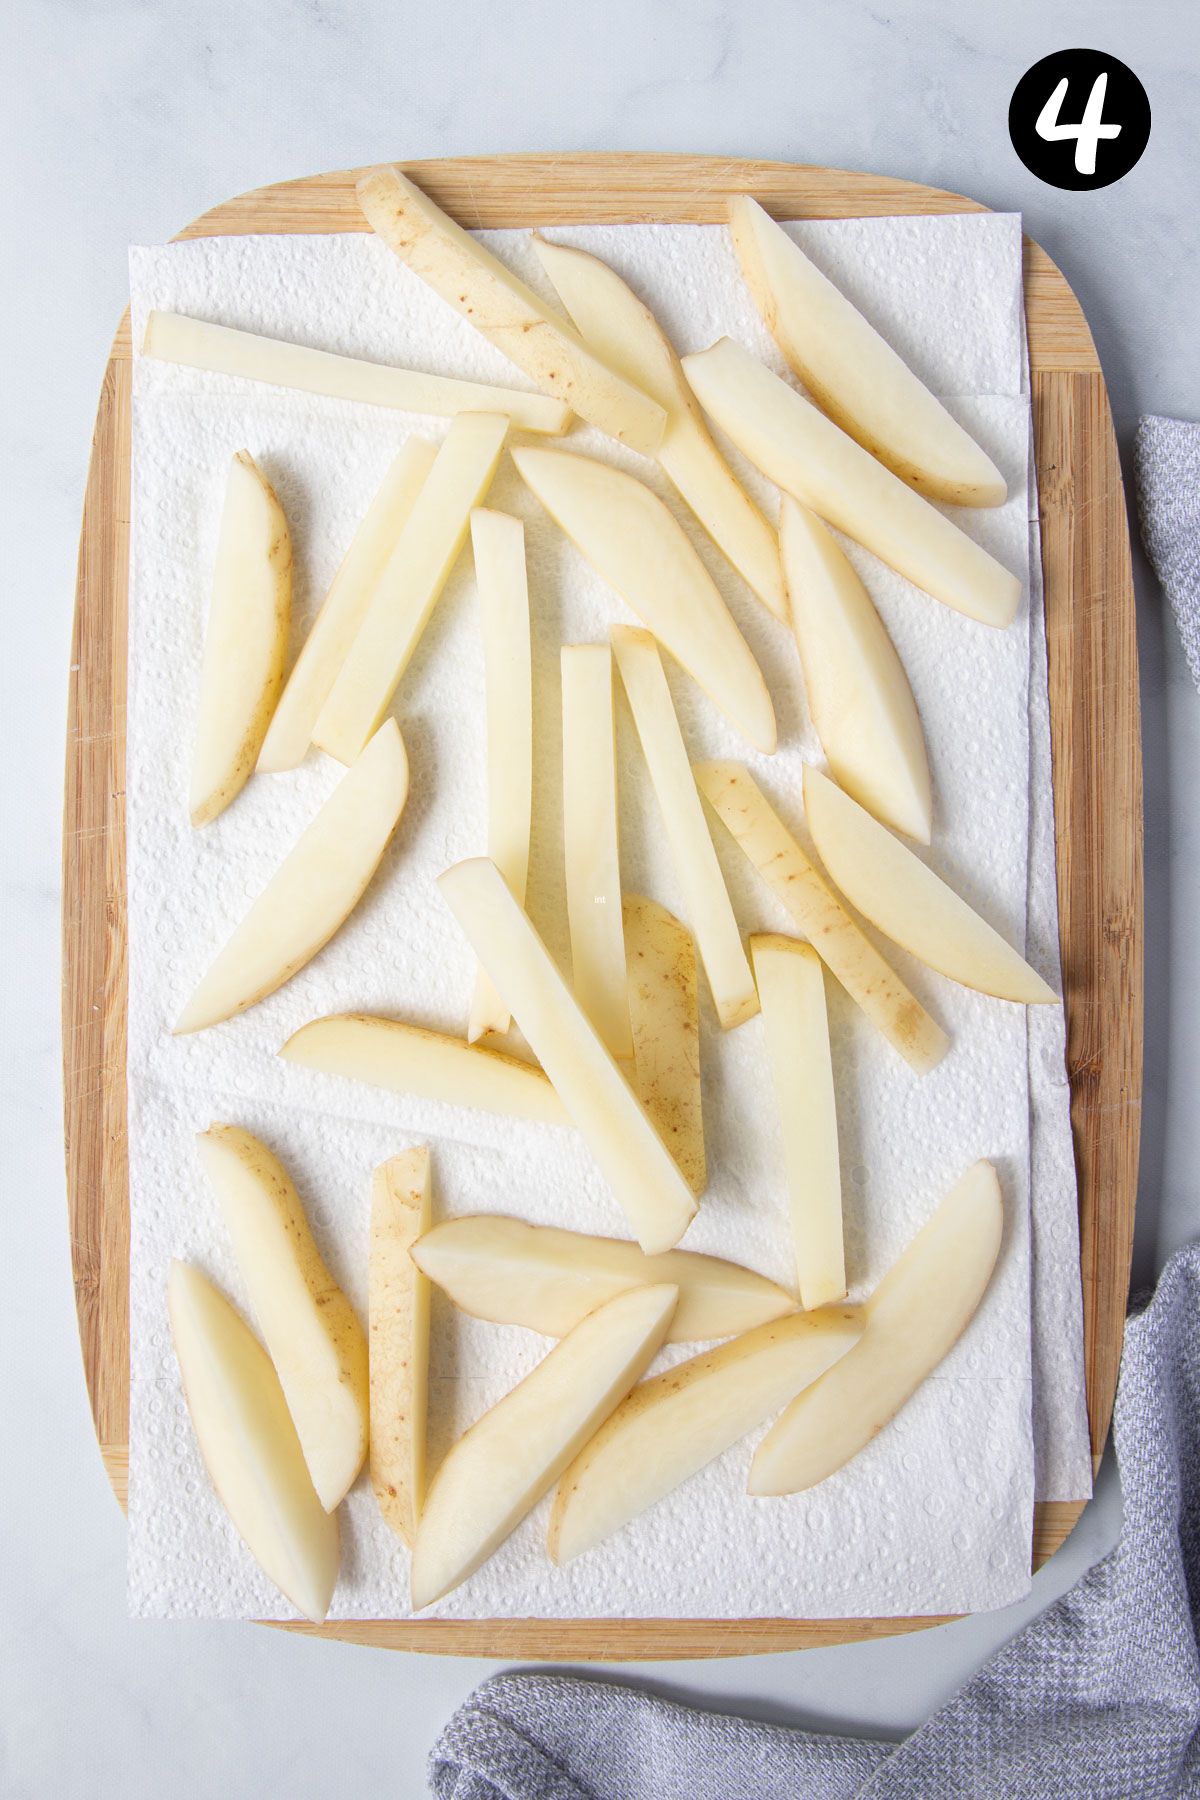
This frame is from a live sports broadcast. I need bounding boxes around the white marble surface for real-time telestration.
[3,0,1196,1791]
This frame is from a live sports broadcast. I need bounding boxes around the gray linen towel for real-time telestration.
[1135,415,1200,691]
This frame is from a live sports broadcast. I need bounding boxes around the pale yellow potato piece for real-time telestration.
[439,858,698,1253]
[750,1160,1003,1494]
[533,235,785,616]
[695,761,948,1074]
[682,338,1021,630]
[168,1262,339,1623]
[196,1126,369,1512]
[624,894,705,1196]
[356,167,665,455]
[314,411,508,764]
[176,719,409,1034]
[781,496,931,844]
[513,446,776,754]
[258,438,437,773]
[728,197,1007,508]
[561,644,632,1059]
[549,1303,861,1563]
[369,1147,432,1546]
[411,1283,678,1607]
[190,451,291,825]
[803,767,1057,1004]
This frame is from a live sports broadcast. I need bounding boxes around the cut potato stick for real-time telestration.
[780,496,931,844]
[439,858,698,1254]
[613,628,758,1030]
[280,1014,570,1126]
[468,510,534,1042]
[682,338,1021,630]
[356,167,665,455]
[728,197,1006,507]
[369,1148,432,1546]
[752,936,845,1308]
[750,1161,1003,1494]
[561,644,632,1059]
[623,894,705,1196]
[168,1262,339,1623]
[176,719,409,1034]
[803,767,1057,1004]
[695,762,948,1074]
[549,1304,862,1563]
[513,447,776,754]
[411,1283,678,1607]
[533,235,786,617]
[191,451,291,824]
[258,438,437,773]
[314,412,508,764]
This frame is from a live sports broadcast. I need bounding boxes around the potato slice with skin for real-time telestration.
[190,451,291,825]
[803,767,1057,1004]
[682,338,1021,630]
[258,438,437,774]
[369,1148,432,1546]
[549,1303,862,1564]
[411,1215,793,1341]
[781,497,931,844]
[728,197,1007,508]
[196,1126,369,1512]
[411,1283,679,1608]
[532,235,786,617]
[438,858,698,1254]
[695,761,948,1074]
[175,719,408,1034]
[313,411,508,765]
[613,628,758,1030]
[750,1161,1003,1495]
[513,446,776,754]
[624,894,705,1196]
[280,1014,570,1126]
[561,644,632,1059]
[752,936,845,1308]
[168,1262,339,1623]
[356,167,665,456]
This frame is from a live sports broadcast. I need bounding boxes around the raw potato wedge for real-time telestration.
[613,628,758,1030]
[532,235,785,616]
[369,1148,432,1545]
[728,197,1007,507]
[438,858,698,1254]
[314,411,508,764]
[561,644,632,1059]
[468,510,533,1043]
[196,1126,369,1513]
[750,1160,1003,1494]
[176,719,409,1034]
[513,446,777,754]
[356,166,665,455]
[695,762,949,1074]
[752,936,845,1308]
[143,311,571,434]
[258,438,437,773]
[411,1283,679,1607]
[624,894,705,1196]
[280,1014,570,1126]
[549,1304,862,1563]
[682,338,1021,630]
[168,1262,339,1623]
[803,767,1057,1004]
[781,497,932,844]
[411,1214,793,1341]
[190,451,291,825]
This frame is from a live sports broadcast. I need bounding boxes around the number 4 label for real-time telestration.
[1036,73,1122,176]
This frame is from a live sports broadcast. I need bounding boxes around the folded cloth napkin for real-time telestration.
[1136,415,1200,691]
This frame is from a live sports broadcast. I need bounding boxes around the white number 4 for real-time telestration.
[1036,73,1121,176]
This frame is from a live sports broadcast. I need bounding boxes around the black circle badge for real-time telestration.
[1009,49,1150,191]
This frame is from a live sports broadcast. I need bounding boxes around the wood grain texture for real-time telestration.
[62,153,1140,1658]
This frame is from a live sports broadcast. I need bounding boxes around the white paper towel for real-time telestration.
[125,211,1087,1623]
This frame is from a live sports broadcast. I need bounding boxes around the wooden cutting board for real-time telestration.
[62,153,1142,1658]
